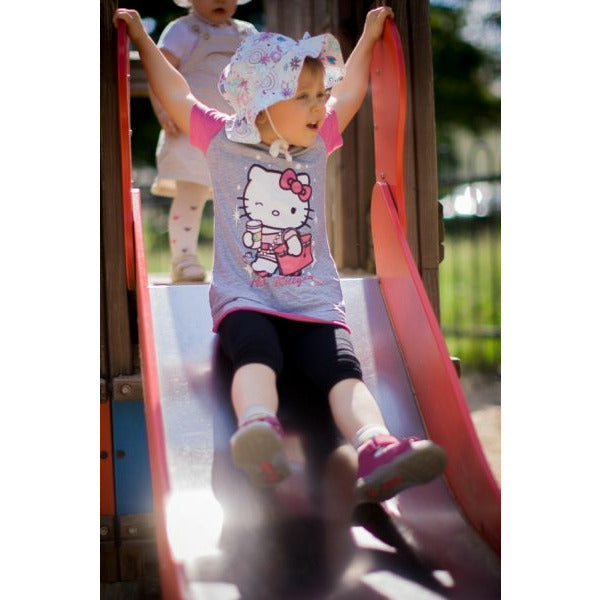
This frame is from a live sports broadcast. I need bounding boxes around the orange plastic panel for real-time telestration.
[100,400,115,516]
[117,23,135,291]
[371,182,500,554]
[370,19,407,233]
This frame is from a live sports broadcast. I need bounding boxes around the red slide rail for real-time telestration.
[117,24,186,598]
[370,20,501,554]
[370,18,408,233]
[117,23,136,291]
[132,191,186,600]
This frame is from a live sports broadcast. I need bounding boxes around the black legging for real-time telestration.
[218,310,363,395]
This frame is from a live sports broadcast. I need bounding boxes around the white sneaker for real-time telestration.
[230,417,290,487]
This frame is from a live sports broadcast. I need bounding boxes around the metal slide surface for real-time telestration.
[143,276,500,599]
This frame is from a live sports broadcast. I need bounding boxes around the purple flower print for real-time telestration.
[290,56,302,70]
[281,82,293,98]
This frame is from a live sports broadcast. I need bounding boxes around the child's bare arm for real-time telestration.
[329,7,394,133]
[148,49,182,136]
[113,9,196,135]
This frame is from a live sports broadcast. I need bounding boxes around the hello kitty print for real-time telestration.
[240,165,315,277]
[188,102,347,332]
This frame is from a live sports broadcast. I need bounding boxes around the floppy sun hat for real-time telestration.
[218,31,345,148]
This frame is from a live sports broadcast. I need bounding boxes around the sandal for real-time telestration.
[170,254,207,283]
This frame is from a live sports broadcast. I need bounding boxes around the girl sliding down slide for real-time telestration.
[114,6,447,503]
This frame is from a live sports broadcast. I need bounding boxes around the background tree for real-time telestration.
[430,1,500,178]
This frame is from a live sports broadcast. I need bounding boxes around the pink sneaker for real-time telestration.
[230,416,290,487]
[356,435,447,503]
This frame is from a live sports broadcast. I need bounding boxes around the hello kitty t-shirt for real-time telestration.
[189,101,348,332]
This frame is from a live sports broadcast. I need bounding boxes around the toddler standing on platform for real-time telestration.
[149,0,257,282]
[114,6,447,503]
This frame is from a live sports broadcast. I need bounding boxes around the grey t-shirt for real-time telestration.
[190,102,348,332]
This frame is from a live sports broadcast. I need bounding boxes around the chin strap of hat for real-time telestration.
[265,109,292,162]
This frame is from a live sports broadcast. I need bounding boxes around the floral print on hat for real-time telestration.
[219,31,345,144]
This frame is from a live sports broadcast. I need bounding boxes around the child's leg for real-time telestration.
[229,362,289,486]
[218,311,289,486]
[289,323,446,503]
[284,322,387,443]
[329,378,447,503]
[169,181,211,282]
[328,378,389,444]
[231,362,279,424]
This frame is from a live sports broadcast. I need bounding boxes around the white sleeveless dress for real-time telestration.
[151,15,257,197]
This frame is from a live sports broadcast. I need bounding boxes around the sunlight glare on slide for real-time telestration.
[166,488,224,562]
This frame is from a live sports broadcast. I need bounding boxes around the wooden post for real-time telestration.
[100,0,138,583]
[403,0,441,317]
[100,0,134,378]
[390,0,419,264]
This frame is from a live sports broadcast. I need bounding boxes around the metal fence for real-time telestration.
[438,175,501,372]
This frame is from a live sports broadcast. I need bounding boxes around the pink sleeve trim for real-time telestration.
[189,102,228,154]
[319,109,343,156]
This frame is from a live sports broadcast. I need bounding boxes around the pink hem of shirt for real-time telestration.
[213,307,351,334]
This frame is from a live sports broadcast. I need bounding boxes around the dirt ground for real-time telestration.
[461,371,501,485]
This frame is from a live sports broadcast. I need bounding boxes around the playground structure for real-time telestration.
[100,2,500,598]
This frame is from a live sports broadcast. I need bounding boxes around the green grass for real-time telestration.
[439,218,501,371]
[142,199,214,274]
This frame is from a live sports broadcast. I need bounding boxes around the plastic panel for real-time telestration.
[371,181,501,554]
[111,399,153,516]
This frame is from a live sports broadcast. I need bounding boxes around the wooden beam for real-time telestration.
[405,0,440,318]
[100,0,134,376]
[118,513,156,541]
[101,252,108,379]
[356,92,375,269]
[100,515,119,582]
[113,374,144,402]
[406,1,440,268]
[392,0,420,268]
[331,0,365,269]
